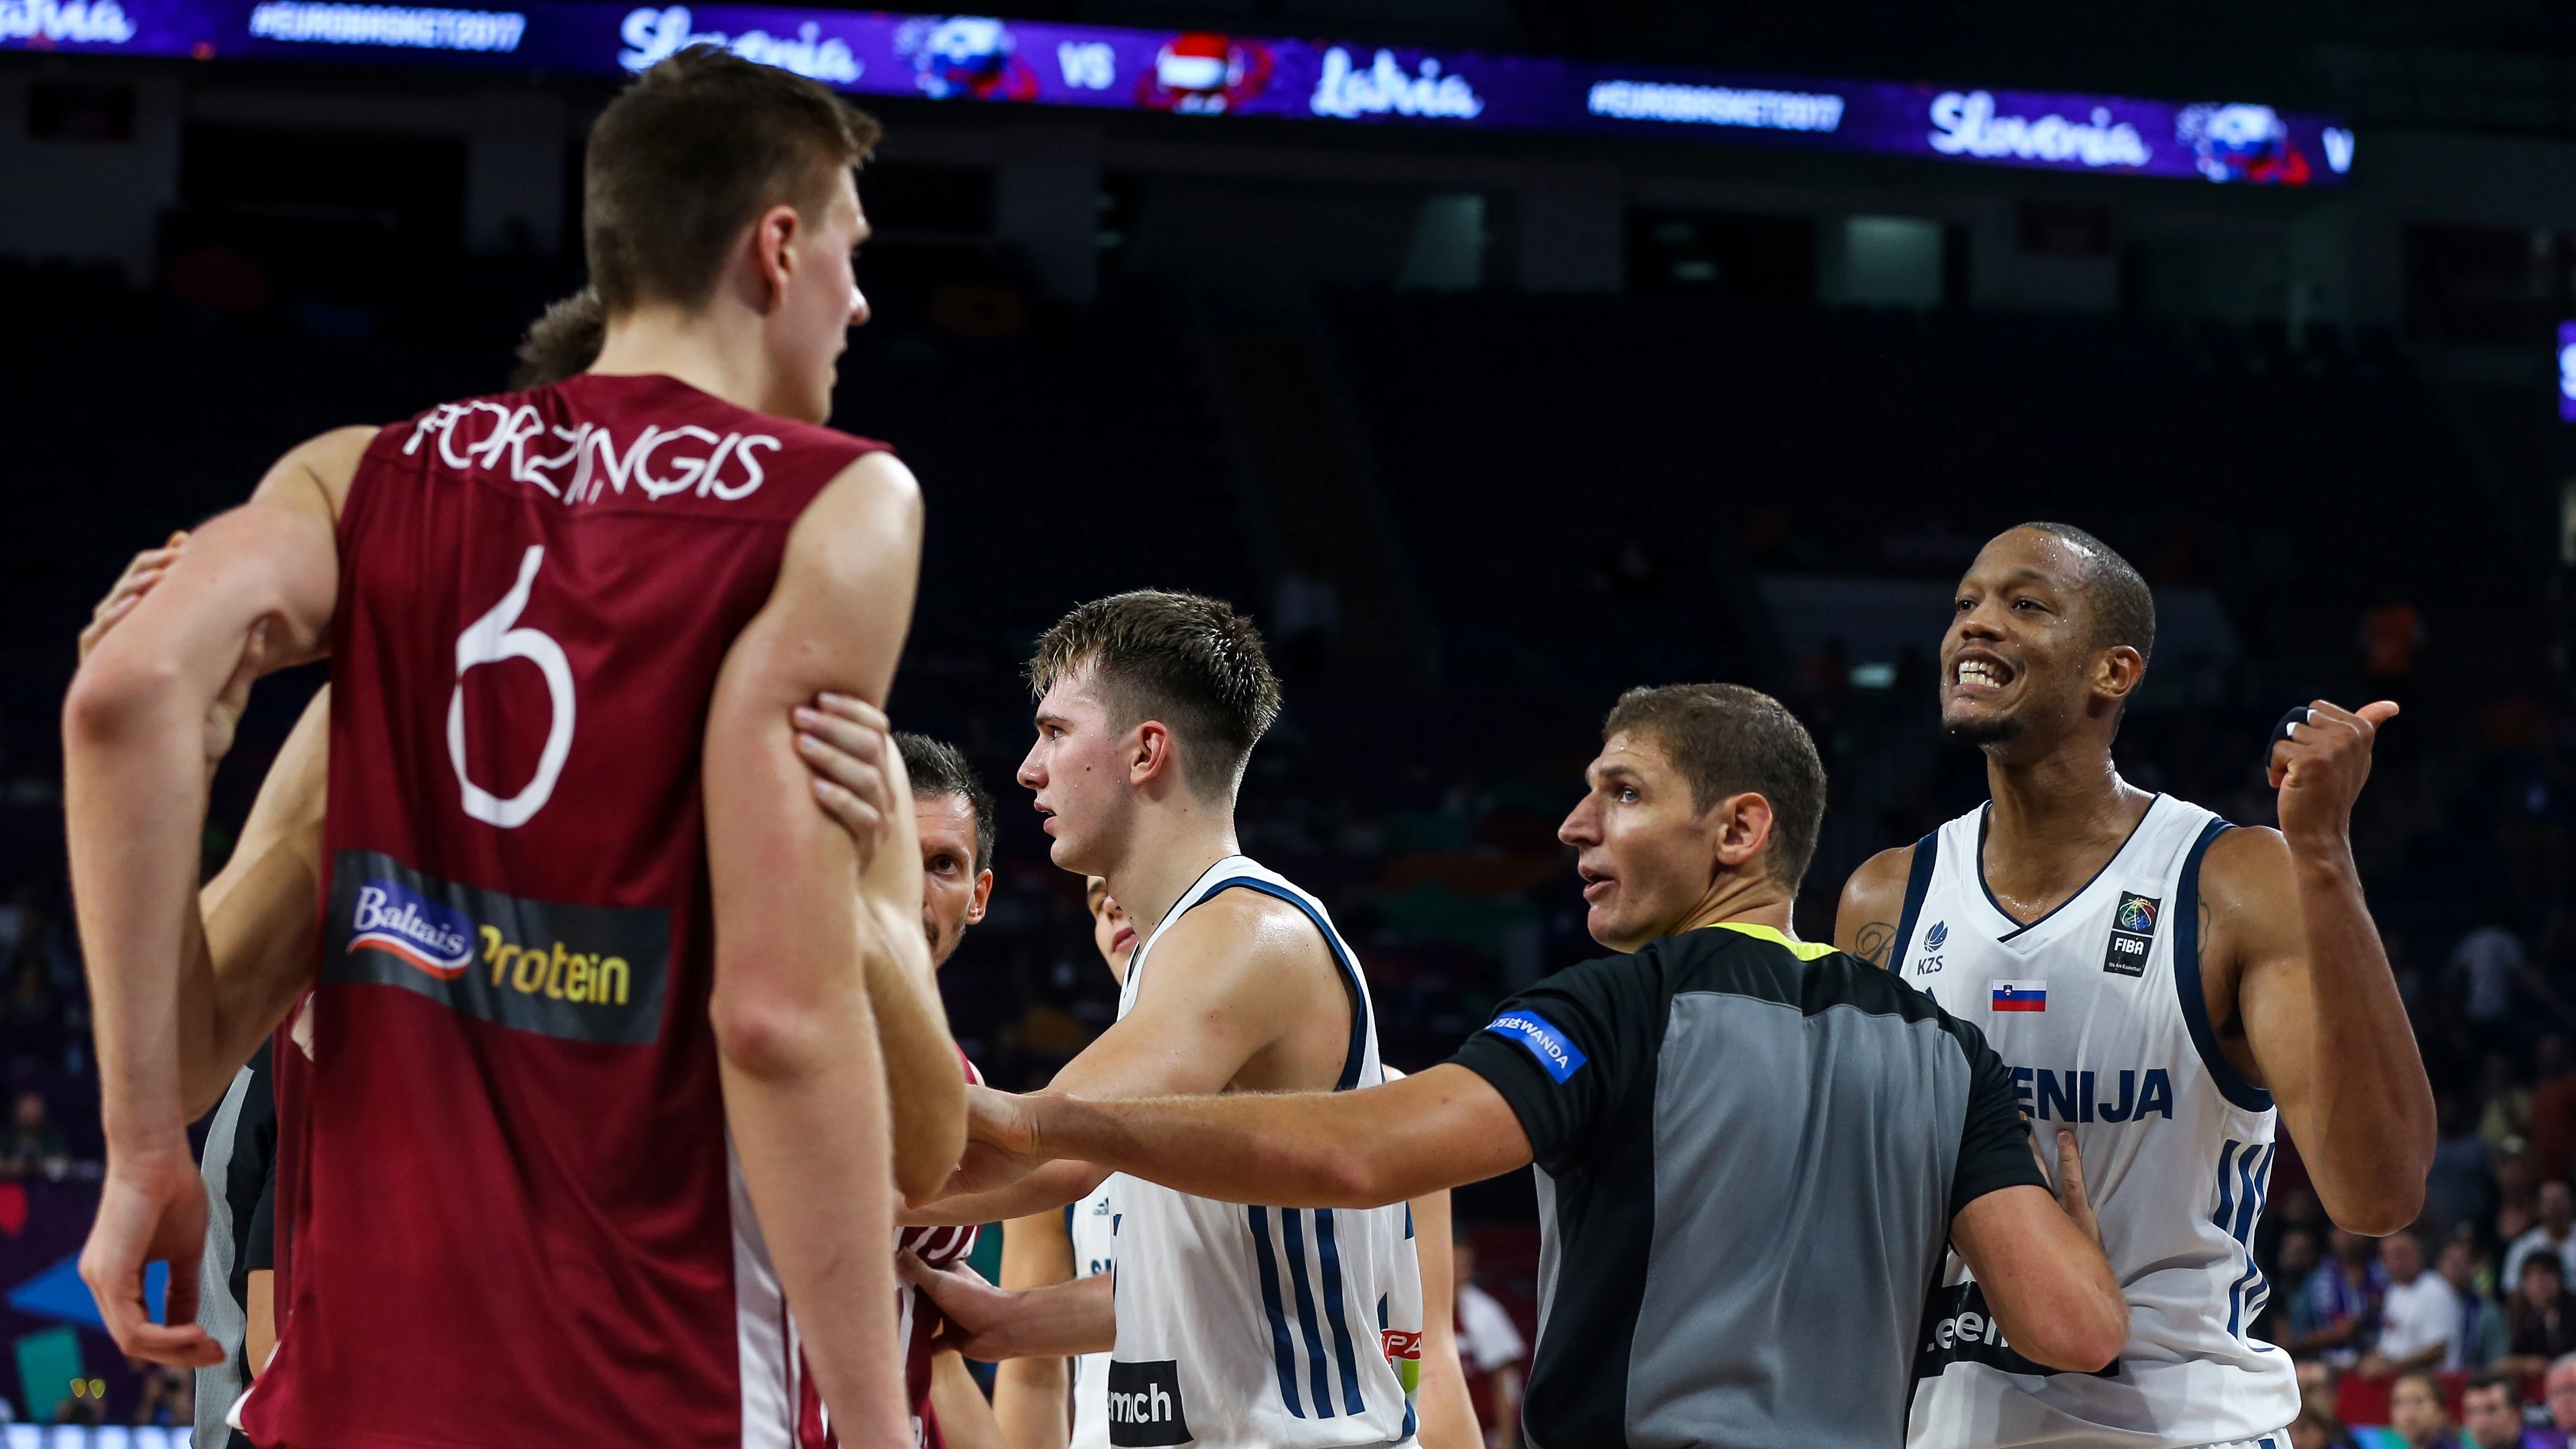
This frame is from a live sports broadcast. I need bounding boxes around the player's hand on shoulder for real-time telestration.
[79,532,186,662]
[792,691,896,868]
[2269,698,2400,850]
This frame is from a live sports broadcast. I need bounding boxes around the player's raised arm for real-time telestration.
[705,448,946,1440]
[64,425,364,1365]
[2221,699,2433,1235]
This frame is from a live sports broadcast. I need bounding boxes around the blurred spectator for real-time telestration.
[1453,1233,1524,1449]
[2433,1092,2500,1241]
[2487,1056,2539,1151]
[2501,1147,2542,1245]
[2391,1371,2467,1449]
[2290,1401,2360,1449]
[0,1088,68,1180]
[2451,921,2533,1050]
[2361,594,2426,682]
[2442,1239,2509,1370]
[2539,1353,2576,1447]
[2503,1254,2576,1377]
[130,1360,190,1427]
[2537,1038,2576,1184]
[2297,1228,2391,1367]
[2366,1233,2457,1378]
[2462,1371,2547,1449]
[2507,1184,2576,1293]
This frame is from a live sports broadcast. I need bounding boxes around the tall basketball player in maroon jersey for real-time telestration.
[62,47,958,1449]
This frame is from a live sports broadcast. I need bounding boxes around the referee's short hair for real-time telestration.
[896,730,994,876]
[1604,684,1827,893]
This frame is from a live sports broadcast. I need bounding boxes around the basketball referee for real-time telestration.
[928,683,2127,1448]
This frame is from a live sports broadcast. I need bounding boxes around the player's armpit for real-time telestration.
[1833,845,1916,967]
[1024,1064,1532,1209]
[705,452,931,1443]
[183,686,330,1120]
[2211,824,2431,1236]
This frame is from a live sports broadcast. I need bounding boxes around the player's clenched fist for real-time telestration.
[2268,698,2399,849]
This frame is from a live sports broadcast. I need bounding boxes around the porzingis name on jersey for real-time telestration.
[403,400,782,508]
[327,849,669,1044]
[350,879,475,979]
[2006,1064,2177,1122]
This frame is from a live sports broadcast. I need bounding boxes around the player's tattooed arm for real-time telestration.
[1833,845,1916,967]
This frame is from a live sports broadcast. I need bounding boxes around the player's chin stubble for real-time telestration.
[1943,712,2023,747]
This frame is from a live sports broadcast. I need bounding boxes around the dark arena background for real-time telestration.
[8,0,2576,1440]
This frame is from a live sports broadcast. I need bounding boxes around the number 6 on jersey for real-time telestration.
[449,545,575,828]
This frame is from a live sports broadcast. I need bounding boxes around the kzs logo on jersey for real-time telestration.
[2102,891,2160,977]
[1105,1360,1191,1446]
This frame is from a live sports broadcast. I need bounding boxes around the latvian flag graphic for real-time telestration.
[1991,981,2047,1013]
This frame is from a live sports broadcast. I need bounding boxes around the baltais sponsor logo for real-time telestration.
[351,879,475,979]
[327,849,669,1046]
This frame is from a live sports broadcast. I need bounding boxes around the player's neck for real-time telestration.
[1982,742,2153,874]
[1671,872,1797,942]
[1104,806,1243,943]
[589,305,786,418]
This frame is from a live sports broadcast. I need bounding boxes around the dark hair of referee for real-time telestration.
[953,681,2128,1445]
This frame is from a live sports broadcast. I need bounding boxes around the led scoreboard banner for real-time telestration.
[6,0,2356,185]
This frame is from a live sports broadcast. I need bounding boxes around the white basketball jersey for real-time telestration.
[1109,855,1420,1449]
[1896,795,2300,1448]
[1070,1182,1116,1449]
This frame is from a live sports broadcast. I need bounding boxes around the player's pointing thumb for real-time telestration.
[2358,700,2400,728]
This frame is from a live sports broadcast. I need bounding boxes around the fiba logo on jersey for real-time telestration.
[2103,891,2160,977]
[351,878,477,979]
[1104,1360,1191,1446]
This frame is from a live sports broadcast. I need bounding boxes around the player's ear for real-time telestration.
[967,869,993,926]
[1711,790,1776,873]
[1130,718,1175,788]
[2093,645,2146,705]
[748,203,801,313]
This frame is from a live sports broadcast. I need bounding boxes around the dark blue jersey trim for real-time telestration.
[1193,877,1371,1092]
[2173,818,2273,1113]
[1890,830,1940,970]
[1248,1206,1307,1418]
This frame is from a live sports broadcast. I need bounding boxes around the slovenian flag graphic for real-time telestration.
[1991,981,2047,1013]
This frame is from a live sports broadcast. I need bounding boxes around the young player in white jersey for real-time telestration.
[1836,523,2436,1449]
[901,590,1421,1449]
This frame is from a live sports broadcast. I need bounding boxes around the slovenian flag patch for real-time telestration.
[1991,981,2047,1013]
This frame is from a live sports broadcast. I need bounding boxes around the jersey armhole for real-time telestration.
[2172,818,2274,1114]
[1188,878,1370,1092]
[1888,831,1941,970]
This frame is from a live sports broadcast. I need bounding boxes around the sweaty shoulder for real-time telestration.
[1835,844,1918,967]
[2196,822,2292,909]
[250,425,376,523]
[1149,889,1340,1001]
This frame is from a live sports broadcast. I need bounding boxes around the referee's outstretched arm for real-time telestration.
[972,1073,2126,1372]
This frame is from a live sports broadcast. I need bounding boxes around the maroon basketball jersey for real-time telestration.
[244,373,888,1449]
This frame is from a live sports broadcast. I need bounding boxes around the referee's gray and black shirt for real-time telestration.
[1448,921,2043,1449]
